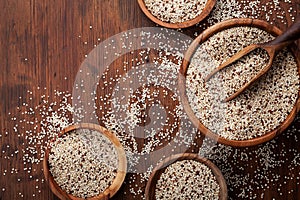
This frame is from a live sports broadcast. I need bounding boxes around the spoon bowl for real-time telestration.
[205,17,300,102]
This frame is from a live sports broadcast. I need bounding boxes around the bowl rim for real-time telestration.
[178,18,300,147]
[137,0,216,29]
[43,123,127,200]
[145,153,228,200]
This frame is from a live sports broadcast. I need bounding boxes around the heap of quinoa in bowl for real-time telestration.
[145,153,228,200]
[179,18,300,147]
[43,123,127,199]
[137,0,216,28]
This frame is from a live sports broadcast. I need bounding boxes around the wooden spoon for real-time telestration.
[205,17,300,102]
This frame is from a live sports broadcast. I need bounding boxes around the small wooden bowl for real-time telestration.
[179,18,300,147]
[145,153,227,200]
[137,0,216,29]
[43,123,127,200]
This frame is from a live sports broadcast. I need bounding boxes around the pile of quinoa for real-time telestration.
[155,159,220,199]
[186,26,299,140]
[144,0,208,23]
[48,128,118,198]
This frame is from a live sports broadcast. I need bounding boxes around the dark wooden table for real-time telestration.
[0,0,299,199]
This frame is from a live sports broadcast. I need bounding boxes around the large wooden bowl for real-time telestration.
[137,0,216,29]
[145,153,228,200]
[179,18,300,147]
[43,123,127,200]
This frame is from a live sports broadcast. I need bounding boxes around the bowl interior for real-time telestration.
[145,153,228,200]
[43,123,127,200]
[137,0,216,29]
[179,18,300,147]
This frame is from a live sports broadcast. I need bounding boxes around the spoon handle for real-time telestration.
[268,16,300,50]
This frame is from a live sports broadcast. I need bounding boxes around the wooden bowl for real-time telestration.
[137,0,216,29]
[145,153,228,200]
[43,123,127,200]
[179,18,300,147]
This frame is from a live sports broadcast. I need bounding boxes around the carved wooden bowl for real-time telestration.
[179,18,300,147]
[43,123,127,200]
[145,153,228,200]
[137,0,216,29]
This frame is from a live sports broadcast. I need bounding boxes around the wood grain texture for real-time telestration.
[0,0,299,200]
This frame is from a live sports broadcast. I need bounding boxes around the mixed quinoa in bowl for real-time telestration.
[179,18,300,147]
[43,123,127,199]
